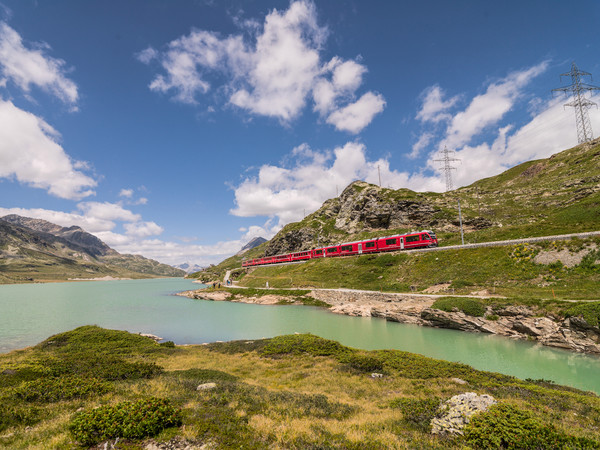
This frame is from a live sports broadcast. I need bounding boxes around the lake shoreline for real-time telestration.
[179,287,600,356]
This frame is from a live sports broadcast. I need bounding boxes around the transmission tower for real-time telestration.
[552,62,600,145]
[434,146,460,192]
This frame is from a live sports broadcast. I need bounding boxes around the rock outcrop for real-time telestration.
[308,290,600,354]
[431,393,497,435]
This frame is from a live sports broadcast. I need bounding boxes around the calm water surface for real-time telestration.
[1,278,599,394]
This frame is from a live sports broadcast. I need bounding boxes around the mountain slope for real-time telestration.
[2,214,115,257]
[262,141,600,256]
[0,217,185,283]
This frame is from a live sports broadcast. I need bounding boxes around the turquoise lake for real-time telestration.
[1,278,599,394]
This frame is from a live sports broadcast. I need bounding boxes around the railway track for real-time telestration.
[412,230,600,254]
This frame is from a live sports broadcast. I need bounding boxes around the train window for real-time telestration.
[315,250,323,255]
[421,234,429,240]
[365,241,375,248]
[341,245,352,252]
[405,235,420,243]
[327,247,337,253]
[385,238,397,246]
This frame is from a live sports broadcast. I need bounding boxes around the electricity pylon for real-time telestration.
[552,62,600,145]
[434,146,460,192]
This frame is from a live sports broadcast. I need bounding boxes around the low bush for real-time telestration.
[0,403,42,433]
[463,403,599,449]
[12,375,110,402]
[340,353,385,373]
[69,397,182,446]
[389,397,441,432]
[431,297,486,317]
[42,353,162,381]
[261,334,352,358]
[564,301,600,327]
[449,279,474,289]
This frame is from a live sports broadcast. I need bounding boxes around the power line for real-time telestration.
[434,146,460,192]
[552,62,600,145]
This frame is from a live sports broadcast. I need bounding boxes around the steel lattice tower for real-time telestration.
[552,62,600,144]
[434,146,460,192]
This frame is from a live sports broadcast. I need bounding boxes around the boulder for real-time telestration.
[431,392,497,435]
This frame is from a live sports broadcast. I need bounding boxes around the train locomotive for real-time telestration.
[242,230,438,267]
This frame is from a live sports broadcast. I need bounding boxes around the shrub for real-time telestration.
[159,340,176,348]
[431,297,486,317]
[578,249,600,271]
[12,376,111,402]
[42,353,162,381]
[261,334,352,358]
[449,280,474,289]
[463,403,599,449]
[341,353,385,373]
[564,301,600,327]
[0,403,42,433]
[389,397,441,432]
[69,397,182,446]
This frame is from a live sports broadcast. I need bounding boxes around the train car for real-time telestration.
[273,254,292,264]
[403,230,438,249]
[339,241,361,256]
[323,245,341,257]
[376,235,405,252]
[311,248,325,258]
[361,239,379,253]
[291,250,312,261]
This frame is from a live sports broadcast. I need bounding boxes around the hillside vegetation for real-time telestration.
[1,326,598,448]
[192,142,600,299]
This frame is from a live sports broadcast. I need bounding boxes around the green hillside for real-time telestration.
[196,142,600,299]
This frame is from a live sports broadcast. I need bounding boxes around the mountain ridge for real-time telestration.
[0,215,185,283]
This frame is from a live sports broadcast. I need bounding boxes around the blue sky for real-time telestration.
[0,0,599,266]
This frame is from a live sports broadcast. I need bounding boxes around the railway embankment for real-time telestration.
[178,287,600,355]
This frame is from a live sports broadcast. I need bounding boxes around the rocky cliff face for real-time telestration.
[334,182,442,233]
[264,181,470,256]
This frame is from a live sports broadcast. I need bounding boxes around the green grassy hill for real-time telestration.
[194,142,600,298]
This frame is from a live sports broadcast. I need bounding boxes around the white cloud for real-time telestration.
[326,92,386,133]
[124,221,164,238]
[0,99,96,199]
[140,1,384,133]
[424,94,600,190]
[442,61,549,150]
[76,201,140,222]
[409,132,433,159]
[416,85,460,123]
[0,22,78,107]
[230,141,439,228]
[119,188,134,198]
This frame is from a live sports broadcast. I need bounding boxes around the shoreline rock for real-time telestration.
[177,289,600,355]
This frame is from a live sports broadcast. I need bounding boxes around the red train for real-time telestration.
[242,230,438,267]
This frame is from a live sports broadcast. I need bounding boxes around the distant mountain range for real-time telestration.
[0,215,185,283]
[174,262,204,274]
[237,237,267,255]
